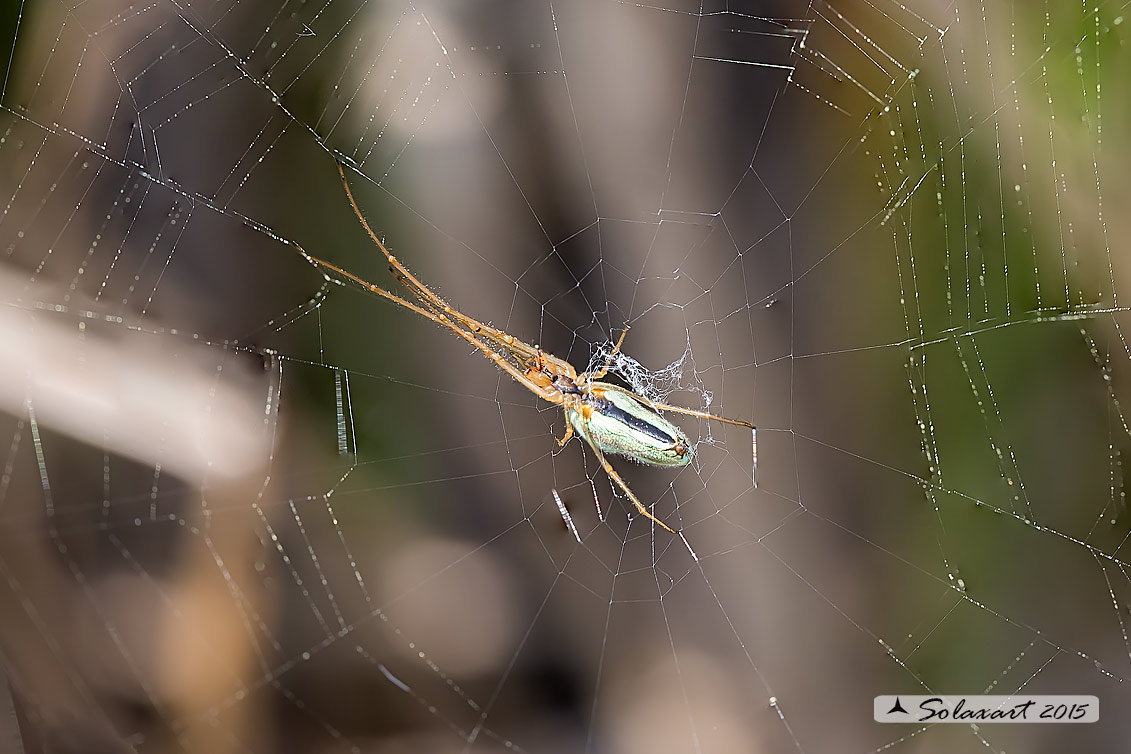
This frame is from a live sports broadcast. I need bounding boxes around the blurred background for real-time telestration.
[0,0,1128,752]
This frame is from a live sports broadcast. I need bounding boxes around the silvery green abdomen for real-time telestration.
[568,383,693,468]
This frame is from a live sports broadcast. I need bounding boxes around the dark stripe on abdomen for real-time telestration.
[590,396,674,446]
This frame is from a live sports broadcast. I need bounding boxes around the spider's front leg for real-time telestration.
[557,423,574,447]
[586,326,630,382]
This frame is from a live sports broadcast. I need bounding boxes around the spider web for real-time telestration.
[0,0,1128,751]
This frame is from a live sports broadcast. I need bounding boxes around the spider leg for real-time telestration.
[389,263,574,380]
[302,251,446,324]
[337,163,578,381]
[597,383,754,430]
[646,401,754,430]
[337,162,450,315]
[304,250,564,406]
[586,326,630,381]
[557,422,574,447]
[581,435,677,535]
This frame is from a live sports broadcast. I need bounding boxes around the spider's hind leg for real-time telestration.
[648,401,754,430]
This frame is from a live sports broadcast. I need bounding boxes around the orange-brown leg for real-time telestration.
[587,326,630,381]
[597,383,754,430]
[648,401,754,430]
[302,250,563,408]
[337,162,578,380]
[581,436,676,534]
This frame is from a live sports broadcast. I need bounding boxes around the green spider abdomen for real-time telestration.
[568,383,693,468]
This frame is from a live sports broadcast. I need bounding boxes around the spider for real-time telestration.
[301,163,755,552]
